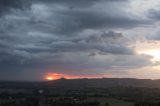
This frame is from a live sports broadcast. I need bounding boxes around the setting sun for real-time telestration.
[46,77,54,81]
[44,73,65,81]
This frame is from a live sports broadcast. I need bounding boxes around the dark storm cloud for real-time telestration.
[145,9,160,40]
[0,0,147,35]
[39,0,148,36]
[0,29,152,73]
[147,9,160,20]
[35,0,128,7]
[0,0,154,80]
[13,31,133,55]
[36,0,98,7]
[0,0,127,16]
[0,0,30,15]
[53,9,147,35]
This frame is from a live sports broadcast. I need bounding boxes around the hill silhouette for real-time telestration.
[1,78,160,88]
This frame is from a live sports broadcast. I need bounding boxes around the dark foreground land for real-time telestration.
[1,78,160,106]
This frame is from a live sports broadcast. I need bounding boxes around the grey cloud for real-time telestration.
[0,0,30,16]
[147,9,160,20]
[0,28,151,74]
[37,0,98,7]
[35,0,128,7]
[146,29,160,40]
[24,53,152,73]
[0,0,148,36]
[144,9,160,40]
[0,0,154,80]
[0,0,126,17]
[13,31,134,55]
[52,7,149,35]
[7,0,147,36]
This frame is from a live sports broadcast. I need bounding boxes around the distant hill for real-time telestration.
[45,78,159,88]
[0,78,160,89]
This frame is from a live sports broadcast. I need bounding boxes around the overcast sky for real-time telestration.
[1,0,160,81]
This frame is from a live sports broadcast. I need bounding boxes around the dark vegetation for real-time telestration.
[1,78,160,106]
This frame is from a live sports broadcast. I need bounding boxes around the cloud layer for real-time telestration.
[0,0,159,80]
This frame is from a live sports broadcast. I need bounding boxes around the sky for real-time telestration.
[1,0,160,81]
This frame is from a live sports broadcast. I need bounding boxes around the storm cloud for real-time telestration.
[0,0,156,80]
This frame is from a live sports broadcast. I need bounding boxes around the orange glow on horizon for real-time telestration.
[46,77,54,81]
[44,72,111,81]
[45,73,65,80]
